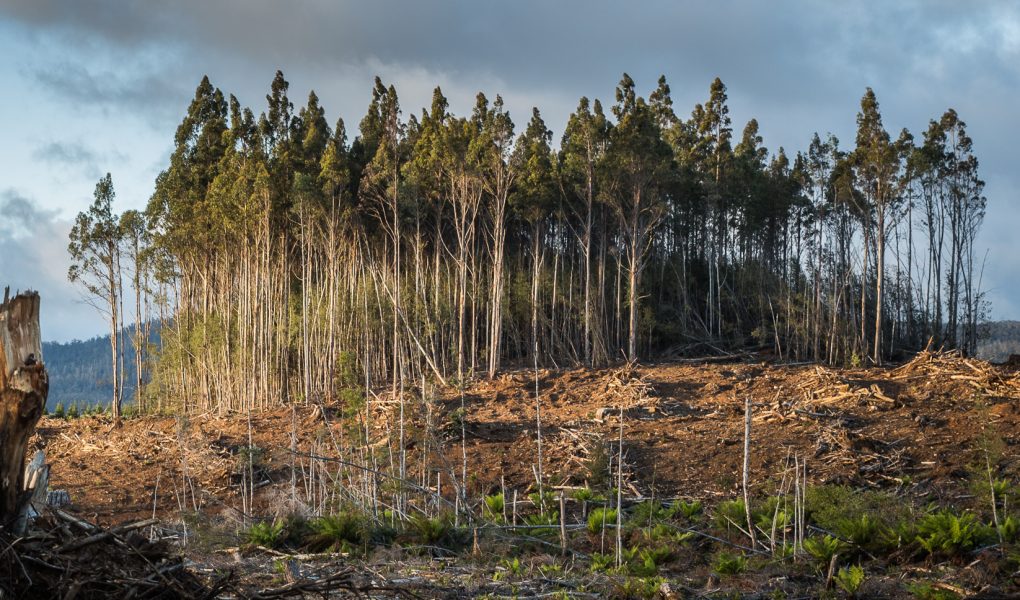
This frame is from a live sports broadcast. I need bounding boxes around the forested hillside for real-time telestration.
[978,320,1020,362]
[70,71,987,414]
[42,326,158,411]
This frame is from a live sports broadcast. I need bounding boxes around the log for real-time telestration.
[0,289,48,523]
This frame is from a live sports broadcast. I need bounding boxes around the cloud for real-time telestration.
[27,58,191,126]
[0,190,105,341]
[1,0,1019,319]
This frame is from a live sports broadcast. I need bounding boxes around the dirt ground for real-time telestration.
[30,349,1020,528]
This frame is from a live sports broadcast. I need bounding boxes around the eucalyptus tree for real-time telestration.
[603,74,673,361]
[853,88,901,365]
[691,78,733,337]
[68,174,124,419]
[470,94,517,378]
[560,97,611,366]
[119,209,150,411]
[936,110,985,353]
[512,108,558,364]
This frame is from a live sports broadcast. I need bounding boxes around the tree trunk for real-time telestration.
[0,289,48,522]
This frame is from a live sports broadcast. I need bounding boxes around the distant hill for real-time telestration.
[977,320,1020,362]
[41,325,159,411]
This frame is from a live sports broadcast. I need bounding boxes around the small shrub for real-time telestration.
[803,534,845,566]
[713,499,747,533]
[835,514,883,553]
[246,520,285,548]
[529,490,556,511]
[667,499,703,521]
[483,492,505,521]
[998,515,1018,543]
[306,513,364,552]
[525,511,559,537]
[584,444,610,489]
[588,507,618,534]
[713,551,747,576]
[915,510,989,558]
[494,557,524,580]
[641,522,695,545]
[805,484,908,532]
[406,514,453,546]
[633,546,673,575]
[53,403,65,419]
[66,403,79,419]
[572,487,606,504]
[589,552,614,573]
[630,500,667,525]
[834,565,865,597]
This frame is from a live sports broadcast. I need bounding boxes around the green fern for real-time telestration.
[587,507,618,534]
[483,492,505,521]
[834,565,865,596]
[803,534,845,566]
[915,510,988,558]
[245,520,285,548]
[713,551,747,576]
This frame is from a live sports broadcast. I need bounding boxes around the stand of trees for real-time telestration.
[71,71,988,413]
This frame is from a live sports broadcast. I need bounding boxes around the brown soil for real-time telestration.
[31,349,1020,527]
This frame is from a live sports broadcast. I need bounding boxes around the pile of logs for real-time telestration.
[0,510,230,599]
[796,366,897,408]
[891,347,1020,400]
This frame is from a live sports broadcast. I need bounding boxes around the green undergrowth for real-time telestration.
[226,482,1018,597]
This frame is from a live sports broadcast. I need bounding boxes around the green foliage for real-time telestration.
[245,520,285,548]
[588,507,618,534]
[999,515,1018,543]
[66,403,79,419]
[639,522,695,545]
[483,492,505,521]
[803,535,845,566]
[906,582,961,600]
[834,514,883,553]
[713,498,747,532]
[834,565,866,596]
[629,500,667,525]
[805,485,908,532]
[915,510,989,558]
[529,490,556,511]
[754,496,791,531]
[53,403,65,419]
[493,557,524,581]
[405,514,454,546]
[305,513,364,552]
[713,551,748,576]
[667,499,703,521]
[572,487,606,504]
[589,552,614,573]
[524,511,559,537]
[633,546,673,576]
[610,575,665,600]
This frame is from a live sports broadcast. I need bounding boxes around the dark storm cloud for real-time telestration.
[2,0,1018,317]
[27,59,191,124]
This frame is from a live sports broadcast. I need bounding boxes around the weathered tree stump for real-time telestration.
[0,289,48,523]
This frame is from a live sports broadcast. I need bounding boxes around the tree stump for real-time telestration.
[0,289,48,523]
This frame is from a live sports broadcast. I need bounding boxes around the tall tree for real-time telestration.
[69,174,124,419]
[604,74,673,360]
[853,88,900,365]
[560,96,611,366]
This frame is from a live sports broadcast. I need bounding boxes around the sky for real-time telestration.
[0,1,1017,342]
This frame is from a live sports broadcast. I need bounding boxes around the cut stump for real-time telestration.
[0,288,48,524]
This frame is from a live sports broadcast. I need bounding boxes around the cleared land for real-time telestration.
[24,350,1020,597]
